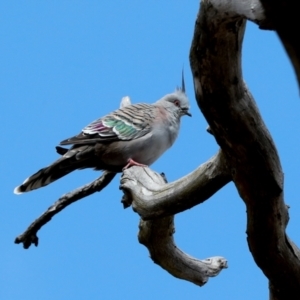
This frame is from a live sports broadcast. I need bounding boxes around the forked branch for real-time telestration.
[121,166,228,286]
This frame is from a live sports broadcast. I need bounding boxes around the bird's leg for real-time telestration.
[123,158,147,170]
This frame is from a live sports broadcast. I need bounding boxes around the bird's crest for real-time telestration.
[176,69,186,94]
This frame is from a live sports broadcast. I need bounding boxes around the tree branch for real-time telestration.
[189,1,300,298]
[123,169,228,286]
[138,215,228,287]
[259,0,300,87]
[120,150,231,219]
[15,171,116,249]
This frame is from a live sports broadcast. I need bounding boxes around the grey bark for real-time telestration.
[121,150,231,219]
[258,0,300,87]
[124,167,228,286]
[120,0,300,297]
[15,171,116,249]
[189,1,300,299]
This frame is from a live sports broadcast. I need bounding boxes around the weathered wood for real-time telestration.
[259,0,300,87]
[15,171,116,249]
[122,168,228,286]
[120,150,230,219]
[138,216,228,286]
[189,0,300,298]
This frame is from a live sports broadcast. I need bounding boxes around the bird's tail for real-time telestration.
[14,146,95,194]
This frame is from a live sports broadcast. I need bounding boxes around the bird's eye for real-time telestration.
[174,100,180,107]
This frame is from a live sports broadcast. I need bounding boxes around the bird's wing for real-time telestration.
[60,103,155,145]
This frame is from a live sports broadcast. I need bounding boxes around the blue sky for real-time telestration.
[1,1,299,299]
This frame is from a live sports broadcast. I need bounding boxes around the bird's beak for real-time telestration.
[182,109,192,117]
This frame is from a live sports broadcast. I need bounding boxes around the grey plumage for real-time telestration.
[14,84,191,195]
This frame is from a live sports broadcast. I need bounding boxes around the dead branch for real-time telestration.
[123,169,228,286]
[138,216,228,286]
[15,171,116,249]
[259,0,300,87]
[189,0,300,298]
[120,150,231,219]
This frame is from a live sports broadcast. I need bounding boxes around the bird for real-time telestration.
[14,75,191,195]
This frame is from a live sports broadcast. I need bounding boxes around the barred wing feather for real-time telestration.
[60,103,154,145]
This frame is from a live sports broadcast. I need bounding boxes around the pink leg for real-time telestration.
[123,158,147,170]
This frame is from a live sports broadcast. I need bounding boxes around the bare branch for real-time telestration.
[120,155,230,285]
[189,0,300,298]
[120,150,231,219]
[15,171,116,249]
[126,170,228,286]
[139,216,227,287]
[259,0,300,86]
[208,0,266,26]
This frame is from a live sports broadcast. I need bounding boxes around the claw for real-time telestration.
[123,158,147,170]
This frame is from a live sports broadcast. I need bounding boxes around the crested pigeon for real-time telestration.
[14,78,191,194]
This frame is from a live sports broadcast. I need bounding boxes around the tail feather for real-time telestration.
[56,146,69,155]
[14,158,76,194]
[14,145,96,194]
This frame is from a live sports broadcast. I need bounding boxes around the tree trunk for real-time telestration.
[189,1,300,299]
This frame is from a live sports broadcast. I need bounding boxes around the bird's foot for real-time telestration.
[123,158,147,170]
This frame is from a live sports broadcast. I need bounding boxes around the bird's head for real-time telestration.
[156,72,191,118]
